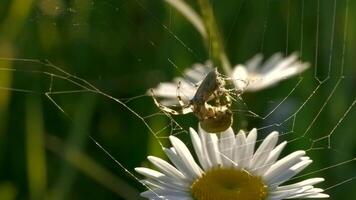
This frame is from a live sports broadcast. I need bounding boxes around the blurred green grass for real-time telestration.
[0,0,355,199]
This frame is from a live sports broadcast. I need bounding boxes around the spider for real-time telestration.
[151,68,233,133]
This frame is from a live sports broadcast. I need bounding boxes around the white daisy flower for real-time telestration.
[135,127,329,200]
[150,53,309,106]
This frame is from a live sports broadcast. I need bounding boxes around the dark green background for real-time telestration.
[0,0,355,199]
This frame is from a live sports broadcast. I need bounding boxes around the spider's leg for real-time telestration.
[150,88,193,115]
[180,106,194,114]
[224,90,238,102]
[221,88,240,102]
[176,81,195,111]
[176,81,186,107]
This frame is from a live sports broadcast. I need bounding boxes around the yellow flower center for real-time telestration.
[191,167,268,200]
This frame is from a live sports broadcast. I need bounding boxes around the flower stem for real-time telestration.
[197,0,231,74]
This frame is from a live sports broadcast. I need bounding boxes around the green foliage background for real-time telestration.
[0,0,355,199]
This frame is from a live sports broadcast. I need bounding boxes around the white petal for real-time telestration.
[198,124,221,167]
[245,53,263,71]
[269,187,308,199]
[273,62,309,80]
[151,82,180,98]
[198,125,214,169]
[259,53,284,73]
[240,53,310,92]
[218,127,235,167]
[233,130,247,167]
[184,61,213,81]
[135,167,186,188]
[204,132,222,166]
[250,131,279,172]
[286,188,329,199]
[189,127,211,170]
[269,159,313,187]
[263,53,298,74]
[169,136,203,179]
[232,65,249,92]
[148,156,186,180]
[163,148,194,181]
[258,60,308,90]
[162,196,193,200]
[244,128,257,168]
[256,141,287,175]
[271,185,323,199]
[277,178,325,191]
[263,151,306,183]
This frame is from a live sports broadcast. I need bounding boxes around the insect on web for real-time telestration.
[0,0,355,199]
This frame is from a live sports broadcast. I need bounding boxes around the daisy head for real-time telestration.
[150,53,309,108]
[135,126,329,199]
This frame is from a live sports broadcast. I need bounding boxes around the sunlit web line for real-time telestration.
[0,63,94,114]
[292,0,351,145]
[118,94,149,104]
[272,158,356,190]
[326,0,338,81]
[4,4,352,200]
[239,0,347,133]
[294,157,356,181]
[0,86,40,94]
[308,98,356,150]
[216,76,320,134]
[0,57,175,147]
[314,0,337,83]
[166,58,201,90]
[104,1,180,65]
[216,0,354,191]
[340,0,350,76]
[235,78,319,132]
[300,0,304,58]
[89,136,160,198]
[299,79,342,137]
[225,0,247,43]
[195,1,348,139]
[314,0,320,80]
[285,0,290,55]
[230,109,262,119]
[0,57,187,139]
[91,1,205,67]
[156,0,349,137]
[128,1,351,197]
[260,0,270,53]
[142,112,187,138]
[133,0,203,63]
[314,0,345,80]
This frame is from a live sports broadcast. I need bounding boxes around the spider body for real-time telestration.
[151,68,233,133]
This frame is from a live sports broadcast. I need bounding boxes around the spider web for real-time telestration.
[0,0,355,199]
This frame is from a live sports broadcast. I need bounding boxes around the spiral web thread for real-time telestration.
[0,0,355,198]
